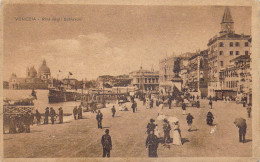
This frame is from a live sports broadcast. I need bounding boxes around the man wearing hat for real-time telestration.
[73,106,78,120]
[186,113,194,131]
[78,105,83,119]
[24,111,31,133]
[58,107,63,124]
[44,107,49,124]
[146,130,159,157]
[163,119,171,143]
[96,110,103,129]
[101,129,112,157]
[50,107,56,124]
[111,105,116,117]
[35,109,41,125]
[147,119,157,134]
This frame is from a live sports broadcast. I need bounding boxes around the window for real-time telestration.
[245,42,249,47]
[235,42,239,47]
[236,51,239,55]
[245,51,249,55]
[219,42,224,47]
[219,51,223,55]
[220,61,224,67]
[230,51,233,55]
[230,42,233,47]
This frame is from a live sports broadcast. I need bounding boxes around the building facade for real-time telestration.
[186,50,209,97]
[129,66,159,92]
[207,7,251,97]
[219,55,252,103]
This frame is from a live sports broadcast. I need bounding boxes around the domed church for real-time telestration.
[9,60,51,89]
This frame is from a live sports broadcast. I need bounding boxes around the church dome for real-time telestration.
[38,60,50,74]
[29,66,37,78]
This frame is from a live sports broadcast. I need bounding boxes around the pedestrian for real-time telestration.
[24,111,31,133]
[101,129,112,158]
[192,95,195,101]
[209,100,213,109]
[111,105,116,117]
[234,119,247,143]
[131,101,137,113]
[35,109,41,125]
[172,121,182,145]
[44,107,49,124]
[9,115,17,134]
[143,98,146,106]
[182,102,186,115]
[30,111,35,126]
[196,101,200,108]
[17,115,25,133]
[50,107,56,124]
[206,111,214,126]
[163,119,171,143]
[147,118,157,134]
[145,130,159,157]
[247,105,251,118]
[96,110,103,129]
[168,97,172,109]
[78,106,83,119]
[158,102,164,115]
[150,98,154,109]
[243,100,246,107]
[186,113,194,131]
[58,107,63,124]
[146,98,150,109]
[73,106,78,120]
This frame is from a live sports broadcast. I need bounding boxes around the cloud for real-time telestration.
[4,33,139,80]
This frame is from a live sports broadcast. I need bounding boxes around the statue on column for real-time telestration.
[173,58,181,78]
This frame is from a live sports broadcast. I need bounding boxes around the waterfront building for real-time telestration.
[129,66,159,92]
[186,50,209,98]
[207,7,251,97]
[219,55,252,103]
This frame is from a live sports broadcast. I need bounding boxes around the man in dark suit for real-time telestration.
[44,107,49,124]
[146,130,159,157]
[238,122,247,143]
[58,107,63,124]
[96,110,103,129]
[101,129,112,158]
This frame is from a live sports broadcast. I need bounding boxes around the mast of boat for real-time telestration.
[81,78,84,102]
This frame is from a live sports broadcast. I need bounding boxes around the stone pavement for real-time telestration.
[4,99,252,157]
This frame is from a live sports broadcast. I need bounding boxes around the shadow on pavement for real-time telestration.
[182,138,190,144]
[190,129,199,132]
[244,139,252,143]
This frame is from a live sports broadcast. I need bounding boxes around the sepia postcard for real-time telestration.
[0,0,259,162]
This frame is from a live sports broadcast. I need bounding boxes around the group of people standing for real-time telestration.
[44,107,64,124]
[8,111,33,134]
[73,106,83,120]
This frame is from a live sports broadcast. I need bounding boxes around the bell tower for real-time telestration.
[220,7,234,35]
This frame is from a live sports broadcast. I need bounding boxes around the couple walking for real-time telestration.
[162,118,182,146]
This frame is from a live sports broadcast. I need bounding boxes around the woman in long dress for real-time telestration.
[158,103,164,115]
[172,121,182,145]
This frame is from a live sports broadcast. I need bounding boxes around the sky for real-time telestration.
[3,5,251,81]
